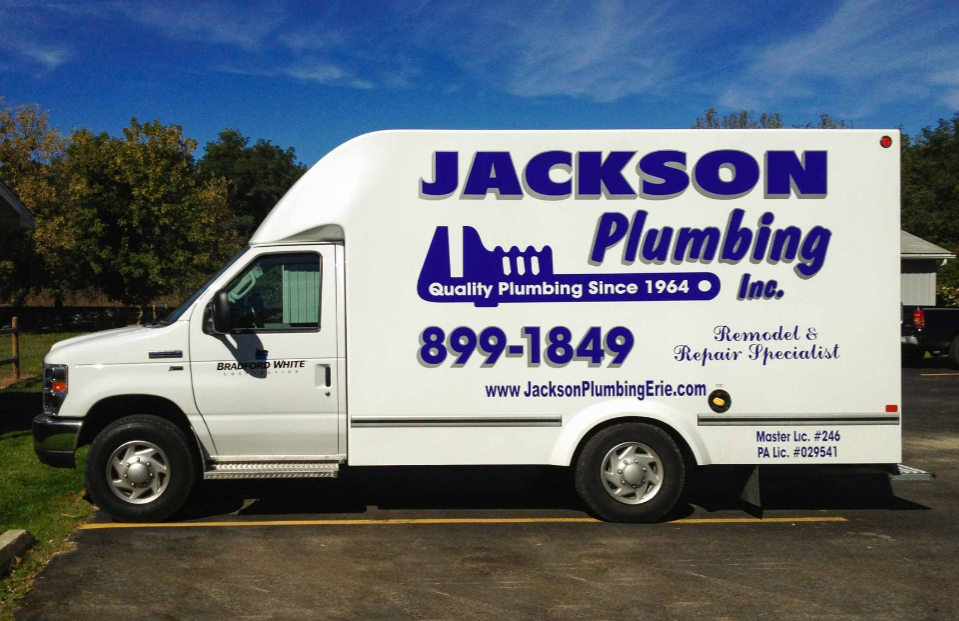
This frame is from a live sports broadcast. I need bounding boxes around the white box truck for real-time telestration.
[34,129,913,522]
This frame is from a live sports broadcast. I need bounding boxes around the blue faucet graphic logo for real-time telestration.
[417,226,720,308]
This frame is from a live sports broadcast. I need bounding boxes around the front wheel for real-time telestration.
[574,423,685,523]
[86,415,197,522]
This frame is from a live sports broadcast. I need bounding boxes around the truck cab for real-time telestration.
[35,242,346,520]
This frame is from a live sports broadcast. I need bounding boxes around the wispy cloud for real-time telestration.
[408,0,725,102]
[721,0,959,116]
[931,70,959,109]
[278,28,350,53]
[0,7,70,71]
[215,61,376,90]
[11,0,957,117]
[1,37,68,69]
[283,64,374,90]
[49,0,287,50]
[118,1,287,50]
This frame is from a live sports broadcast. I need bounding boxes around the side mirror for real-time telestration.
[211,289,233,334]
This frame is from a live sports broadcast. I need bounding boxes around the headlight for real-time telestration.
[43,364,68,414]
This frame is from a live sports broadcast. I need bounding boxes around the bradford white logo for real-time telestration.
[217,360,306,377]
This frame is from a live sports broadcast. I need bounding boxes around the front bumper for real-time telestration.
[33,414,82,468]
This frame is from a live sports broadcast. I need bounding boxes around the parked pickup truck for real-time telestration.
[901,305,959,365]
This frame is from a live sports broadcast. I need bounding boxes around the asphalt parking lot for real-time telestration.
[15,362,959,621]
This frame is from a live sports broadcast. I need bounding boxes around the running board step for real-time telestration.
[204,461,339,480]
[889,464,935,481]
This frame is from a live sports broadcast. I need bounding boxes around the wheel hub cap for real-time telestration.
[106,440,171,505]
[600,441,664,505]
[622,463,648,486]
[126,462,150,485]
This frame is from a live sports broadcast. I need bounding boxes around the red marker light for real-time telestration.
[885,405,898,413]
[880,135,893,148]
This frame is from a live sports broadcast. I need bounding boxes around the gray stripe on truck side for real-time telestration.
[351,416,563,428]
[697,413,900,426]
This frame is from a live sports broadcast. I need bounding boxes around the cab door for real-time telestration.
[189,245,340,457]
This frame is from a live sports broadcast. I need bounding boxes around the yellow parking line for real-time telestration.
[920,372,959,377]
[672,516,846,524]
[80,516,846,530]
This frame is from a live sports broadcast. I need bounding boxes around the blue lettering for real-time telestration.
[590,212,629,263]
[642,227,672,262]
[422,149,828,201]
[797,227,831,277]
[770,226,802,262]
[421,151,458,197]
[524,151,572,197]
[623,210,647,263]
[463,152,522,197]
[638,150,688,198]
[766,151,827,198]
[752,212,775,261]
[720,209,752,261]
[577,151,636,197]
[694,150,760,198]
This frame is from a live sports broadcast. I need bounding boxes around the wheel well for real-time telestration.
[571,417,699,470]
[78,395,201,459]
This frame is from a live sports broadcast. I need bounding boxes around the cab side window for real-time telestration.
[225,253,321,331]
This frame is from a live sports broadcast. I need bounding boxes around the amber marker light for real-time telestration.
[708,389,731,414]
[51,380,67,393]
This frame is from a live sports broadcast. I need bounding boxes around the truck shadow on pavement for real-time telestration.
[903,355,957,371]
[178,463,929,522]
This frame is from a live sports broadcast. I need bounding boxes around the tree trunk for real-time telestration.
[53,295,71,330]
[11,288,29,311]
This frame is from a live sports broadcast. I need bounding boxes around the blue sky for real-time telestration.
[1,0,958,164]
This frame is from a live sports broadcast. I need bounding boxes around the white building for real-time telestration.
[901,230,954,306]
[0,179,34,231]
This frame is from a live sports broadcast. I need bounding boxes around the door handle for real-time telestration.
[316,364,332,393]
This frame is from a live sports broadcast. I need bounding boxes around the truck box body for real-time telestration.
[245,129,902,467]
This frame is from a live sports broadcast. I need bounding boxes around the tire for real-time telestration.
[949,337,959,369]
[574,423,685,523]
[86,415,197,522]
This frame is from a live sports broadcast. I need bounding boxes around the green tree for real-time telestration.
[901,113,959,287]
[198,129,306,238]
[796,113,852,129]
[693,108,849,129]
[693,108,784,129]
[59,118,240,314]
[0,99,69,306]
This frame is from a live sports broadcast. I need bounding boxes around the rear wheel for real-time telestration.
[86,415,197,522]
[949,337,959,369]
[574,422,685,523]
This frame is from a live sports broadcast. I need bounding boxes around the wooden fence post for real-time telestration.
[11,316,19,380]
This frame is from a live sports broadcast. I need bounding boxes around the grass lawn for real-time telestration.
[0,331,92,621]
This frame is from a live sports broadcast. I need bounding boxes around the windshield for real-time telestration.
[161,247,251,324]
